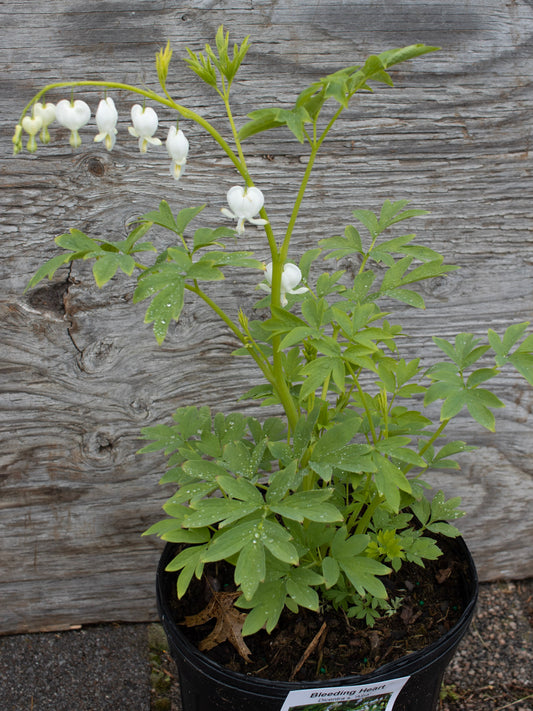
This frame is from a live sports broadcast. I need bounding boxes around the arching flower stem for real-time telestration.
[19,80,246,179]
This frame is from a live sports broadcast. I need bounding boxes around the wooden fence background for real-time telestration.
[1,0,532,634]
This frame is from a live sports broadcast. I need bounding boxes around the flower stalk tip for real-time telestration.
[156,40,173,90]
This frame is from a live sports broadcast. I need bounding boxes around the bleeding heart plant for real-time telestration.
[15,26,533,649]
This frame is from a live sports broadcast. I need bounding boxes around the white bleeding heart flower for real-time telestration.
[221,185,268,235]
[55,99,91,148]
[166,126,189,180]
[128,104,162,153]
[33,102,56,144]
[94,97,118,151]
[21,115,43,153]
[259,262,308,306]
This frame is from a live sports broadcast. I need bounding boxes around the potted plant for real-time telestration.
[14,27,533,711]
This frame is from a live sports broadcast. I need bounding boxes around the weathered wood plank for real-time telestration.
[1,0,532,634]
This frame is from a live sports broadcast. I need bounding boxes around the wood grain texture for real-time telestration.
[1,0,533,634]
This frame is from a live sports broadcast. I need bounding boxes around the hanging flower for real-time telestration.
[166,125,189,180]
[21,115,43,153]
[221,185,268,235]
[128,104,162,153]
[55,99,91,148]
[259,262,308,306]
[94,97,118,151]
[33,102,56,144]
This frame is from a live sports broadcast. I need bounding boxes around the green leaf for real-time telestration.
[322,556,340,588]
[261,518,299,564]
[184,499,260,529]
[26,253,73,290]
[265,461,301,503]
[239,580,286,635]
[338,555,389,599]
[387,288,425,309]
[144,281,185,345]
[56,228,98,253]
[300,356,344,400]
[352,208,380,237]
[92,253,135,287]
[238,108,286,141]
[466,367,499,388]
[216,475,264,504]
[162,528,212,544]
[430,491,464,521]
[372,453,411,511]
[139,200,180,234]
[134,264,185,344]
[437,389,466,420]
[270,490,343,523]
[310,417,361,461]
[235,540,266,600]
[175,205,206,235]
[379,44,439,69]
[320,225,364,260]
[465,399,496,431]
[202,518,264,561]
[286,578,319,610]
[509,351,533,386]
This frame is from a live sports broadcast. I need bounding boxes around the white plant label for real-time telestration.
[279,675,410,711]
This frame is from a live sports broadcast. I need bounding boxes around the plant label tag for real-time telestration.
[279,675,410,711]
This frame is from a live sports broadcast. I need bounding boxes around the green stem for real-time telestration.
[403,418,450,477]
[280,142,319,262]
[355,491,384,535]
[280,103,345,262]
[185,283,277,389]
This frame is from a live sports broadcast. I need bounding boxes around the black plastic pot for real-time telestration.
[156,537,478,711]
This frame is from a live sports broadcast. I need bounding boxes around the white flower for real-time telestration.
[33,102,56,144]
[221,185,268,235]
[55,99,91,148]
[128,104,162,153]
[166,126,189,180]
[259,262,308,306]
[21,115,43,153]
[94,97,118,151]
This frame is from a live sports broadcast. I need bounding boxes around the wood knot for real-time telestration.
[79,339,118,373]
[27,281,68,315]
[82,431,116,460]
[86,156,106,176]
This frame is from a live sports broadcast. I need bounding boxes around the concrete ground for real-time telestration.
[0,579,532,711]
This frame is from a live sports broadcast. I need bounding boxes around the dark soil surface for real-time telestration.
[160,578,533,711]
[167,536,473,682]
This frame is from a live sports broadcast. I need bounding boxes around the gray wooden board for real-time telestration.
[1,0,532,633]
